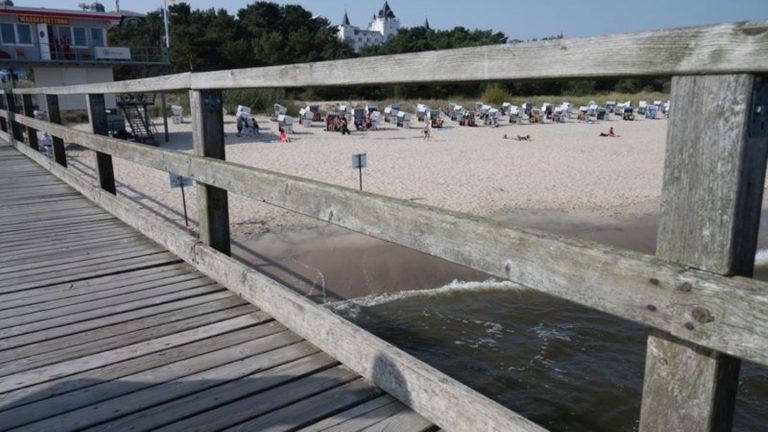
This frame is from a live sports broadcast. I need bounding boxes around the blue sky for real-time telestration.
[24,0,768,40]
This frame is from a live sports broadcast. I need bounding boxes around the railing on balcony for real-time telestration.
[0,44,169,65]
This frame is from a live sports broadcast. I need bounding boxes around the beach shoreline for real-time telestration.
[62,109,768,297]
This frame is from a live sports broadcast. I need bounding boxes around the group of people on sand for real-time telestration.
[503,134,531,141]
[502,127,620,143]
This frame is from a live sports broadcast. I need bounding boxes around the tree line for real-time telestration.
[109,1,667,101]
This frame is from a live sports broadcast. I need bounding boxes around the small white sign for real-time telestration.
[352,153,367,169]
[169,173,193,188]
[94,46,131,60]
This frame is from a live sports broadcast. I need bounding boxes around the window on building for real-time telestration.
[16,24,31,45]
[91,28,104,46]
[1,24,16,44]
[73,27,87,46]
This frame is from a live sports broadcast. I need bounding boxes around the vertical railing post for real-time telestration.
[0,92,8,133]
[21,94,38,150]
[46,94,67,167]
[86,93,116,195]
[6,91,23,143]
[190,89,231,255]
[640,75,768,431]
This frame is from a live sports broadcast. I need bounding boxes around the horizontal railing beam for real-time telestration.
[12,72,191,96]
[11,110,768,369]
[12,21,768,95]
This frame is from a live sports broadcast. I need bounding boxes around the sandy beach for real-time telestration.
[64,108,680,299]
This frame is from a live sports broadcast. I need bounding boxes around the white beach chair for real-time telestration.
[240,115,258,137]
[171,105,183,124]
[277,114,294,134]
[637,101,648,115]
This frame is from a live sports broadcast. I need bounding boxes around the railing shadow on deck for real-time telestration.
[3,20,768,432]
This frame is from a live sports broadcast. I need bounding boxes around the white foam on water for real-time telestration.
[325,278,526,314]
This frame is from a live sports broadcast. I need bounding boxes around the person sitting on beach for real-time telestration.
[278,127,289,142]
[599,127,620,137]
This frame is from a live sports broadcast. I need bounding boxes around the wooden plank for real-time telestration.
[0,221,130,247]
[226,378,383,432]
[297,395,402,432]
[154,365,361,432]
[0,326,296,429]
[0,242,165,273]
[0,232,143,263]
[0,251,181,292]
[45,94,66,167]
[0,199,96,217]
[87,93,115,194]
[0,314,261,393]
[0,291,233,351]
[190,89,231,255]
[0,325,266,410]
[639,75,766,431]
[0,276,215,329]
[0,284,221,340]
[0,262,194,307]
[0,213,114,235]
[12,116,768,369]
[34,341,322,432]
[0,247,170,284]
[13,72,192,96]
[0,304,258,376]
[0,269,204,318]
[359,410,435,432]
[21,94,38,151]
[12,22,768,97]
[0,297,247,363]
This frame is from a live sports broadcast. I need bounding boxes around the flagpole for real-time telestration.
[163,0,170,49]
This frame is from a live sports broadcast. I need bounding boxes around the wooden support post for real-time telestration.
[46,94,67,167]
[6,91,22,143]
[21,94,38,150]
[0,92,8,133]
[640,75,768,431]
[190,89,230,255]
[86,94,116,195]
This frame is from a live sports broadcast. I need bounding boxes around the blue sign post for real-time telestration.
[352,153,367,191]
[169,173,193,226]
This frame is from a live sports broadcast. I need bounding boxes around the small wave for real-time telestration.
[325,278,526,313]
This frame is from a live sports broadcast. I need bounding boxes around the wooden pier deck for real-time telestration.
[0,144,435,432]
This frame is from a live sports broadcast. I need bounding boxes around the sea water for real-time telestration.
[328,279,768,432]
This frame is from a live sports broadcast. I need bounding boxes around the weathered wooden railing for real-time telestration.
[3,21,768,432]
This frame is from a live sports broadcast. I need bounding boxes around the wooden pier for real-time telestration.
[1,20,767,431]
[0,145,435,431]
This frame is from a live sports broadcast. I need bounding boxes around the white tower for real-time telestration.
[368,1,399,41]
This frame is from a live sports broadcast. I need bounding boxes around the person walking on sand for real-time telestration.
[278,127,289,143]
[423,121,432,141]
[340,117,351,135]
